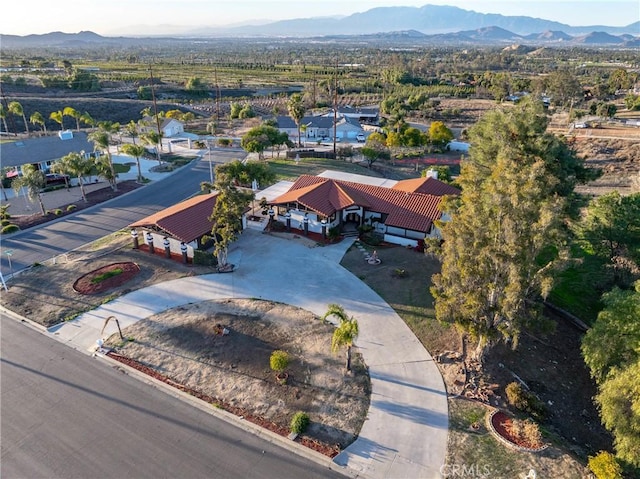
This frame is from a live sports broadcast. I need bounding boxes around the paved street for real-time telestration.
[0,145,246,275]
[1,317,346,479]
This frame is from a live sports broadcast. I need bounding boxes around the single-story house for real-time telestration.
[129,192,221,259]
[323,106,379,124]
[0,130,94,174]
[142,117,184,138]
[276,114,366,143]
[267,170,460,247]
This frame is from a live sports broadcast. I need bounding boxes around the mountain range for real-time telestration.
[1,4,638,48]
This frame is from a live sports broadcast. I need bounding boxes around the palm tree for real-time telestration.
[323,303,360,372]
[94,153,117,189]
[287,93,305,147]
[8,101,29,136]
[12,164,46,215]
[50,110,64,131]
[30,111,47,135]
[141,131,162,163]
[57,152,93,202]
[0,104,9,135]
[49,161,71,190]
[121,143,146,182]
[63,106,82,131]
[88,129,117,191]
[80,111,96,130]
[124,120,139,145]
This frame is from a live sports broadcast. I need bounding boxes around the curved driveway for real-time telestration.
[50,229,448,479]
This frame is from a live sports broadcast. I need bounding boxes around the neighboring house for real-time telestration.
[129,192,220,259]
[0,130,94,174]
[142,117,184,138]
[276,114,366,143]
[267,170,460,247]
[323,106,379,124]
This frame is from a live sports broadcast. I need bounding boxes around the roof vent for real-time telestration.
[58,130,74,140]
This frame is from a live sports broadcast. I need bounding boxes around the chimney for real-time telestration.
[426,169,438,180]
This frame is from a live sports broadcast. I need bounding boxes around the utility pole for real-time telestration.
[333,60,338,158]
[214,64,221,125]
[148,64,162,149]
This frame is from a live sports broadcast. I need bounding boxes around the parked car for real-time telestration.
[45,173,70,187]
[356,133,366,143]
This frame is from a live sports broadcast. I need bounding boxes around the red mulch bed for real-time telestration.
[491,410,544,450]
[73,262,140,295]
[107,352,341,458]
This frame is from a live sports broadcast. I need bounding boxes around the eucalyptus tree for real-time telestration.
[29,111,47,134]
[582,282,640,467]
[8,101,29,136]
[12,164,46,215]
[287,93,305,147]
[56,152,93,202]
[121,143,146,182]
[431,99,592,363]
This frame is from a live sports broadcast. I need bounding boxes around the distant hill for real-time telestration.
[574,31,625,44]
[1,4,638,49]
[524,30,573,41]
[207,4,640,38]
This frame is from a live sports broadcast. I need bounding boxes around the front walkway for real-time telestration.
[48,229,448,479]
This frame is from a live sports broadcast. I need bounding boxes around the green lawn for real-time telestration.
[266,157,383,181]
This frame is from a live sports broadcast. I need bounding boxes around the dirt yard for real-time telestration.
[103,299,370,452]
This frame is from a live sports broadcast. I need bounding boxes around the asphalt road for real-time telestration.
[0,149,242,275]
[0,317,344,479]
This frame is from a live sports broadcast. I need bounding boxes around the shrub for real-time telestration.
[270,350,290,372]
[505,418,543,448]
[505,382,547,420]
[193,249,217,266]
[0,204,10,220]
[1,219,11,226]
[505,382,529,410]
[1,224,20,234]
[290,411,310,434]
[67,204,77,212]
[588,451,622,479]
[91,267,123,284]
[54,209,63,216]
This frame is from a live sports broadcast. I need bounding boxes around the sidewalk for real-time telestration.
[47,229,448,479]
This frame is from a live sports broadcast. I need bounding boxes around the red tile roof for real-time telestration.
[392,177,461,196]
[271,175,459,232]
[129,193,218,243]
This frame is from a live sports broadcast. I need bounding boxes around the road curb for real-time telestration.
[95,351,359,478]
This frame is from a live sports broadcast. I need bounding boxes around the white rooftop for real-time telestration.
[318,170,398,188]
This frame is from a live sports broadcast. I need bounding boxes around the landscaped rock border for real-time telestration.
[486,409,549,453]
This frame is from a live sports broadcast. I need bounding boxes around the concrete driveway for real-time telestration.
[49,229,448,479]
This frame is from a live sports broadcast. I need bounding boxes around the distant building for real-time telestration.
[0,131,94,174]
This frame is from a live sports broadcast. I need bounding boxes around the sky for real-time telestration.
[2,0,639,36]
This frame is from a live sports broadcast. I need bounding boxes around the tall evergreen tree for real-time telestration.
[431,99,590,362]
